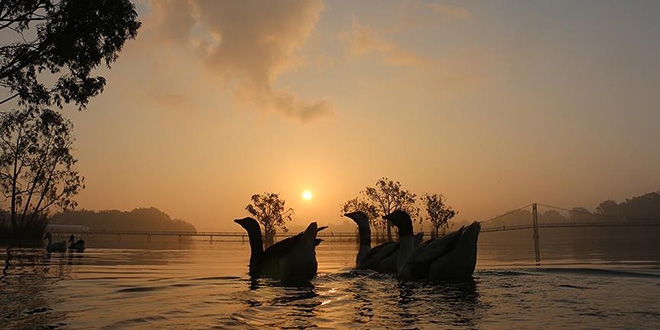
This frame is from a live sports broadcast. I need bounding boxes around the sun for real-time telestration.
[302,190,313,201]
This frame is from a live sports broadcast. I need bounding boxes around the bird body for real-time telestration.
[68,235,86,252]
[384,210,480,281]
[344,211,399,273]
[43,232,67,253]
[235,217,321,282]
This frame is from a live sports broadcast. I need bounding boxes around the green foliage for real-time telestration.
[0,107,83,233]
[0,0,141,109]
[245,192,294,247]
[50,207,197,232]
[422,193,456,238]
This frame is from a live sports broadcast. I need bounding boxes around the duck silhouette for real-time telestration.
[68,235,86,252]
[385,210,480,281]
[43,232,67,253]
[234,217,324,282]
[344,211,398,272]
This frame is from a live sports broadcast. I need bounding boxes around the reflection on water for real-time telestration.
[1,227,659,329]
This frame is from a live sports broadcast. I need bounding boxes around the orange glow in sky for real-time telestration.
[39,1,660,232]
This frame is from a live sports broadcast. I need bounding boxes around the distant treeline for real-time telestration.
[595,192,660,221]
[50,207,197,233]
[486,191,660,227]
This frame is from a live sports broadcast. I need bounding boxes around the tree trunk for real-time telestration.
[264,228,275,248]
[386,222,393,241]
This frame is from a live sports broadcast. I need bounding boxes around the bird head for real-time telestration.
[344,211,369,227]
[234,217,261,233]
[383,210,413,236]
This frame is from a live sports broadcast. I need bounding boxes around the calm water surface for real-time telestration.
[1,227,659,329]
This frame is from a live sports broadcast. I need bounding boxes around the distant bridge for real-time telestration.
[51,220,660,242]
[63,229,361,242]
[46,202,659,265]
[481,221,660,233]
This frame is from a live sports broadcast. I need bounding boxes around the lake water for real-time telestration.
[1,227,659,329]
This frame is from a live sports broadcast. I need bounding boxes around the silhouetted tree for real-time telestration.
[617,192,660,220]
[342,177,418,241]
[540,209,567,223]
[0,107,83,235]
[596,200,619,216]
[50,207,196,232]
[340,196,381,236]
[0,0,141,110]
[422,193,457,238]
[483,209,534,228]
[569,207,594,223]
[593,192,660,221]
[245,192,294,247]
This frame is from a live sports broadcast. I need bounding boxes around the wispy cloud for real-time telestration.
[395,2,472,30]
[140,0,332,122]
[339,17,429,67]
[428,4,471,20]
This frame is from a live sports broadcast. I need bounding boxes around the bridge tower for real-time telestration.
[533,203,541,265]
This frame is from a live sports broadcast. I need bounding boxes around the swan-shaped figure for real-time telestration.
[234,217,323,282]
[384,210,480,281]
[68,235,86,252]
[344,211,398,272]
[43,232,67,253]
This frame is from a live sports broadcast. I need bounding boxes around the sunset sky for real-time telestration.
[49,0,659,231]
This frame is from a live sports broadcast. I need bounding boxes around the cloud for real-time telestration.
[141,0,332,122]
[340,17,428,67]
[395,2,471,30]
[428,4,471,20]
[143,0,197,45]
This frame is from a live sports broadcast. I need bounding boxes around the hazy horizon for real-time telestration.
[5,1,658,232]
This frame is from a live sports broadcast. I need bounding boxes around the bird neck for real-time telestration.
[356,225,371,264]
[397,234,415,274]
[246,228,265,268]
[358,224,371,247]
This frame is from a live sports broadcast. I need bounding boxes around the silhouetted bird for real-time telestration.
[68,235,86,252]
[234,217,323,282]
[385,210,480,281]
[344,211,398,273]
[43,232,67,253]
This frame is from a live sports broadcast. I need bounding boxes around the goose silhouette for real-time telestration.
[384,210,480,281]
[344,211,424,273]
[43,232,67,253]
[68,235,86,252]
[344,211,398,272]
[234,217,324,282]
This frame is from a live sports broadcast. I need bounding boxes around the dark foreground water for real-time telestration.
[1,227,659,329]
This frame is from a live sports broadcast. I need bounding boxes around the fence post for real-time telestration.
[533,203,541,265]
